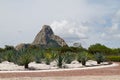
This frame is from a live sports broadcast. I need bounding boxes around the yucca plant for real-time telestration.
[94,52,105,64]
[18,50,34,69]
[56,53,64,68]
[18,52,34,69]
[2,50,16,62]
[64,52,76,64]
[77,51,88,66]
[44,53,52,65]
[34,50,45,63]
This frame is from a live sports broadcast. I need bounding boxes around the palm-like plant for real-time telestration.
[94,52,105,64]
[77,51,88,66]
[18,52,34,69]
[34,50,45,63]
[44,53,52,65]
[64,52,76,64]
[56,53,64,68]
[18,50,34,69]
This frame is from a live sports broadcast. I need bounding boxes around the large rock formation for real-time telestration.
[32,25,68,48]
[15,25,68,50]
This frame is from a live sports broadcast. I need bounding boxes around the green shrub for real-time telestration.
[56,53,64,68]
[34,50,45,63]
[64,52,76,64]
[77,51,88,65]
[2,50,16,62]
[44,53,52,65]
[106,56,120,62]
[18,52,34,69]
[94,53,105,64]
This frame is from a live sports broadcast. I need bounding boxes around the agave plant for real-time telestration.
[56,53,64,68]
[77,51,88,66]
[18,51,34,69]
[2,50,16,62]
[44,52,52,65]
[94,52,105,64]
[64,52,76,64]
[34,50,45,63]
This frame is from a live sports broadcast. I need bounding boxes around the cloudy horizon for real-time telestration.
[0,0,120,48]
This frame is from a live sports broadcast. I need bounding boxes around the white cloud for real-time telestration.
[101,10,120,40]
[50,20,89,46]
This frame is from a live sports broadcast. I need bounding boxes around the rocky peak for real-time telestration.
[42,25,54,37]
[32,25,68,47]
[15,25,68,50]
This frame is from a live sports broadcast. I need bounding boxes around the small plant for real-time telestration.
[19,52,34,69]
[94,52,105,64]
[35,50,45,63]
[44,53,52,65]
[77,51,88,66]
[56,53,64,68]
[64,52,76,64]
[2,50,16,62]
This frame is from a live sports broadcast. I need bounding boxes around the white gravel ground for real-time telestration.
[0,60,118,73]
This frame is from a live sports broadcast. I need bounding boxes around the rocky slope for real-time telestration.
[32,25,68,48]
[15,25,67,50]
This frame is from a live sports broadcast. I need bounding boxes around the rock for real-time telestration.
[0,61,24,71]
[71,60,79,64]
[29,62,50,70]
[15,43,30,51]
[86,60,97,66]
[32,25,68,48]
[15,25,68,50]
[64,64,82,68]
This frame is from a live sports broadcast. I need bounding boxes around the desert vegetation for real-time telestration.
[0,43,120,69]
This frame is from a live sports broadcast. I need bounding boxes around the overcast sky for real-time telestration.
[0,0,120,48]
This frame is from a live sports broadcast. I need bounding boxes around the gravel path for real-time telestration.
[0,63,120,79]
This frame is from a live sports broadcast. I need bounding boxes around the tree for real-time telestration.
[88,43,111,55]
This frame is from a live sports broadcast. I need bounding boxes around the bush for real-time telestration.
[56,53,64,68]
[2,50,16,62]
[18,52,34,69]
[64,52,76,64]
[94,53,105,64]
[77,51,88,65]
[106,56,120,62]
[44,53,52,65]
[34,50,45,63]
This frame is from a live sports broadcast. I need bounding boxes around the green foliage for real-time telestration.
[4,45,15,50]
[34,50,44,63]
[18,51,34,69]
[88,43,111,55]
[106,56,120,62]
[94,53,105,64]
[1,50,16,62]
[57,46,87,53]
[64,52,76,64]
[56,53,64,68]
[77,51,88,65]
[44,52,52,65]
[0,48,4,52]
